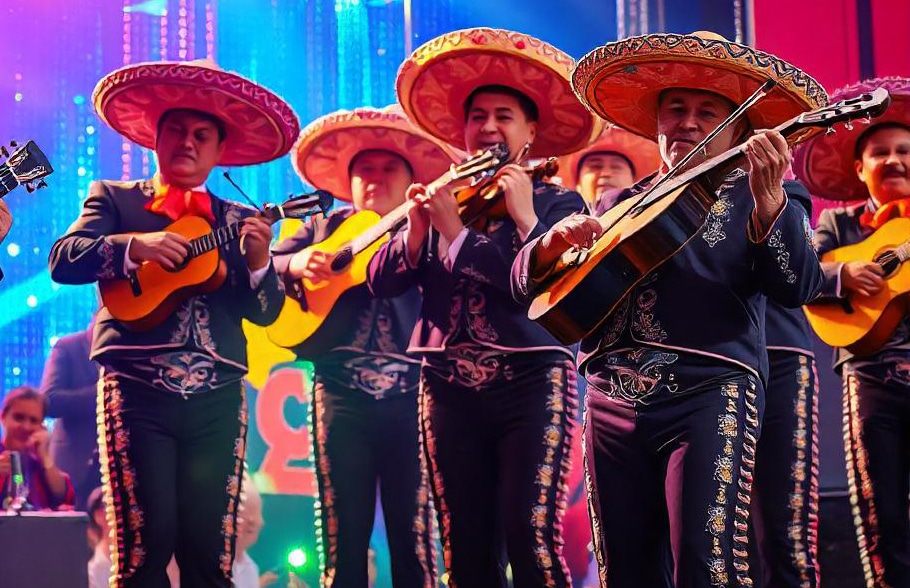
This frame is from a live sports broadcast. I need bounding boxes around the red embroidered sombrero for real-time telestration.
[557,124,662,188]
[93,59,300,166]
[573,31,827,141]
[794,77,910,201]
[396,27,600,158]
[293,105,462,202]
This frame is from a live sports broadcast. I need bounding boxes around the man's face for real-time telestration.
[464,91,537,160]
[656,88,743,169]
[155,110,225,188]
[856,126,910,203]
[576,151,635,205]
[349,150,413,216]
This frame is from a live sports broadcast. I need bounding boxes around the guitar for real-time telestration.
[526,88,892,344]
[265,145,558,349]
[0,140,54,198]
[99,191,332,331]
[804,217,910,355]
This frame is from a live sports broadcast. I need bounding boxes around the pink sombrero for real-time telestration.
[396,27,600,158]
[794,77,910,201]
[557,124,662,188]
[293,105,462,202]
[93,59,300,166]
[573,31,827,141]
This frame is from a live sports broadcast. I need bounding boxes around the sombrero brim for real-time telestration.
[794,77,910,201]
[93,61,300,166]
[573,33,827,141]
[557,125,662,188]
[397,28,599,158]
[293,107,461,202]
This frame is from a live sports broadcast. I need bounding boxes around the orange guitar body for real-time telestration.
[99,215,227,331]
[804,217,910,355]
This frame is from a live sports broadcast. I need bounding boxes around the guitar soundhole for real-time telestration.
[331,248,353,272]
[874,251,900,277]
[166,257,191,273]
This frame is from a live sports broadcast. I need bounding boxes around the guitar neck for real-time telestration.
[347,169,456,255]
[189,222,242,258]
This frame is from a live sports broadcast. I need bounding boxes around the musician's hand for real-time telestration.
[534,214,604,269]
[0,200,12,244]
[842,261,886,297]
[499,164,538,236]
[0,451,10,477]
[421,183,464,244]
[240,217,274,272]
[288,248,335,283]
[745,130,789,229]
[259,571,279,588]
[129,231,191,270]
[405,184,431,263]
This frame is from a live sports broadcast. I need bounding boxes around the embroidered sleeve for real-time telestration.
[48,181,131,285]
[367,230,423,299]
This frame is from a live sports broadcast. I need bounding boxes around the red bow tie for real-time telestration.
[145,183,215,223]
[859,197,910,231]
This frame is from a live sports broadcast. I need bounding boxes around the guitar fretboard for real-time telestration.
[189,222,241,258]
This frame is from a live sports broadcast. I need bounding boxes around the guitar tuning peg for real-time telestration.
[36,180,48,189]
[825,127,837,136]
[9,141,18,148]
[0,146,9,158]
[844,121,854,131]
[24,182,36,193]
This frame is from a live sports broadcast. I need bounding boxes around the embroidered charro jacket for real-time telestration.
[512,171,823,401]
[48,179,285,391]
[815,200,910,367]
[272,207,422,398]
[766,189,816,356]
[367,180,586,358]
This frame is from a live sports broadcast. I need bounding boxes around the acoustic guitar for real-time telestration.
[99,191,331,331]
[804,217,910,355]
[265,145,558,349]
[526,88,891,344]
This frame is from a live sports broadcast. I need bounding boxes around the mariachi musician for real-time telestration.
[270,105,460,588]
[48,59,298,588]
[367,27,598,588]
[513,31,825,587]
[796,76,910,588]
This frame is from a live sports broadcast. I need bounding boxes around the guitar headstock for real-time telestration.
[0,141,54,198]
[450,143,511,187]
[795,87,891,132]
[262,189,334,223]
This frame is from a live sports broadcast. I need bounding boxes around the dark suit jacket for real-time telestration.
[47,179,284,370]
[40,329,100,510]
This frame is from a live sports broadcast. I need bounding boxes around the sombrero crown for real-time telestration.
[292,105,461,202]
[572,31,827,141]
[93,59,300,166]
[396,27,600,158]
[794,76,910,201]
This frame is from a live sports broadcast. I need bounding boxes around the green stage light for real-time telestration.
[287,547,308,570]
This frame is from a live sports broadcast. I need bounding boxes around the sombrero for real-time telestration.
[557,123,662,188]
[93,59,300,166]
[794,76,910,201]
[572,31,827,141]
[396,27,600,158]
[293,105,461,202]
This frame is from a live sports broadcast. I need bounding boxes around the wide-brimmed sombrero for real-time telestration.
[557,124,662,188]
[572,31,827,141]
[793,77,910,201]
[293,105,461,202]
[396,27,600,158]
[92,59,300,166]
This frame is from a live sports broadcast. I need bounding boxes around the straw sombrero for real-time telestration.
[557,124,662,188]
[794,77,910,201]
[396,27,600,158]
[93,59,300,166]
[293,105,461,202]
[573,31,827,141]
